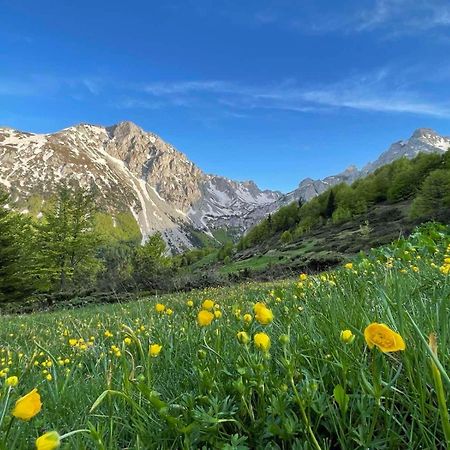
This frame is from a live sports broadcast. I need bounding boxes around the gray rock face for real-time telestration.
[188,175,281,232]
[0,121,281,251]
[361,128,450,174]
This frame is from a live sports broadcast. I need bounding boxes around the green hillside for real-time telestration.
[192,151,450,280]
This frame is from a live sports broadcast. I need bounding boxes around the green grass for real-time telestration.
[0,225,449,449]
[219,254,278,274]
[217,239,321,275]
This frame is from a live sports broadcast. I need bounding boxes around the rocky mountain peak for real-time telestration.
[107,121,145,140]
[0,121,281,252]
[343,165,358,173]
[411,127,439,139]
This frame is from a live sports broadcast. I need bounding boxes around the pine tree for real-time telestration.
[0,191,32,302]
[132,232,170,289]
[324,190,336,219]
[410,169,450,220]
[36,184,102,292]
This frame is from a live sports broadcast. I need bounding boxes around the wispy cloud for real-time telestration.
[0,74,103,97]
[354,0,450,33]
[248,0,450,36]
[2,67,450,118]
[120,67,450,118]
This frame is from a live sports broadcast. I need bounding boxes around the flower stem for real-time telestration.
[290,377,322,450]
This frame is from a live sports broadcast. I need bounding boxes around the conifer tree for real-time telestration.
[0,191,32,302]
[36,184,101,291]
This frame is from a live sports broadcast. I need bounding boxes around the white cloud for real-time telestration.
[126,68,450,118]
[3,67,450,119]
[0,75,103,97]
[250,0,450,36]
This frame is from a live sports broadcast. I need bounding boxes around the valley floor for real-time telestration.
[0,225,449,449]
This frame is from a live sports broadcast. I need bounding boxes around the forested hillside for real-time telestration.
[239,151,450,250]
[182,151,450,280]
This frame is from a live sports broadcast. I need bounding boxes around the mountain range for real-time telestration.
[0,123,449,252]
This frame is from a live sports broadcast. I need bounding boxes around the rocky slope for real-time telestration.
[1,123,448,252]
[0,121,281,251]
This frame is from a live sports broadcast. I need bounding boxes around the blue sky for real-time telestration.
[1,0,450,192]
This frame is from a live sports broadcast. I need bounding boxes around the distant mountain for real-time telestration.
[0,121,281,252]
[1,123,448,252]
[362,128,450,173]
[279,128,450,207]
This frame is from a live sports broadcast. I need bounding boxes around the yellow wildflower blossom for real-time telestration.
[340,329,355,344]
[155,303,165,313]
[255,306,273,325]
[202,299,214,310]
[149,344,162,357]
[254,332,271,352]
[12,388,42,421]
[6,375,18,387]
[364,323,405,352]
[35,431,60,450]
[197,310,214,327]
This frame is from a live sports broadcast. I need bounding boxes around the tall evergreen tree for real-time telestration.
[324,189,336,219]
[36,184,102,291]
[410,169,450,220]
[0,191,32,302]
[132,232,170,289]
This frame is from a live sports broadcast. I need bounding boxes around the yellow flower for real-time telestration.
[255,306,273,325]
[12,388,42,421]
[6,376,18,387]
[197,310,214,327]
[166,308,173,316]
[149,344,162,357]
[364,323,406,352]
[45,374,52,381]
[299,273,308,281]
[35,431,60,450]
[155,303,165,313]
[340,329,355,344]
[236,331,250,344]
[124,337,132,346]
[243,313,252,323]
[344,262,353,270]
[202,299,214,310]
[186,300,194,307]
[68,339,77,346]
[214,310,222,319]
[253,302,266,314]
[254,332,271,352]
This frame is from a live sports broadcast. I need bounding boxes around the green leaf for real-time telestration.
[333,384,349,415]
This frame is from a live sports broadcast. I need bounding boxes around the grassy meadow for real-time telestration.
[0,225,449,449]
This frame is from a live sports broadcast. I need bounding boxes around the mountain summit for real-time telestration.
[0,122,281,251]
[362,128,450,174]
